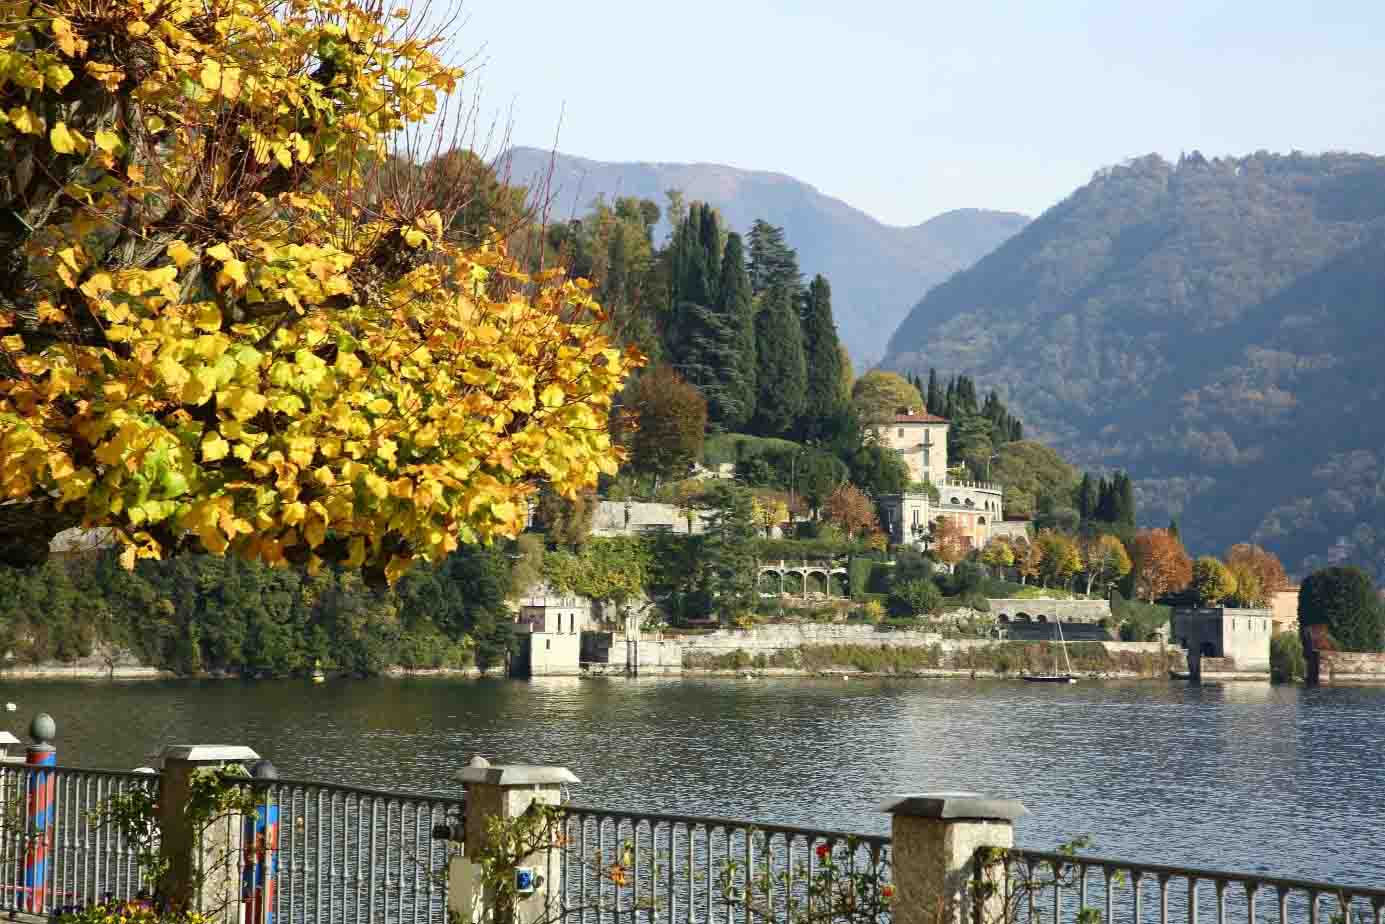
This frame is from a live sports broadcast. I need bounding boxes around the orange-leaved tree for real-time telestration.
[1131,528,1192,602]
[821,483,878,539]
[1224,543,1288,607]
[0,0,639,581]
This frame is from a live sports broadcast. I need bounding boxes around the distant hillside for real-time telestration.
[882,151,1385,580]
[498,147,1028,365]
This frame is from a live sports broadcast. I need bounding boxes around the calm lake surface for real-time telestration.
[4,676,1383,887]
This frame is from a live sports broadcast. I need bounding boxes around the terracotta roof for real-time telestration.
[891,413,948,424]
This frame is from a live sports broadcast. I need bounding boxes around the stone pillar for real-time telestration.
[157,744,260,921]
[450,756,579,924]
[880,792,1027,924]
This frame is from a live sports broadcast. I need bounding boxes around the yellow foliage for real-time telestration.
[0,0,640,580]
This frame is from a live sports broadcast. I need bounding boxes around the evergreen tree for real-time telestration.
[799,275,845,436]
[926,369,942,416]
[746,220,800,298]
[664,202,721,357]
[1095,476,1114,522]
[701,484,760,624]
[1168,516,1181,539]
[751,283,807,436]
[680,233,756,430]
[1119,474,1137,527]
[1077,473,1097,521]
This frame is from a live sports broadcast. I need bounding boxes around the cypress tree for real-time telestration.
[799,274,845,434]
[692,232,757,430]
[1077,473,1096,521]
[926,369,942,415]
[1095,476,1114,522]
[751,283,807,436]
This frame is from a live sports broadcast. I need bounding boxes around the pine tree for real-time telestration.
[926,369,942,416]
[746,220,800,298]
[799,275,845,435]
[664,202,720,357]
[1095,476,1114,522]
[751,283,807,436]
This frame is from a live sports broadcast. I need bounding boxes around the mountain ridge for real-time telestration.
[882,150,1385,579]
[498,146,1029,365]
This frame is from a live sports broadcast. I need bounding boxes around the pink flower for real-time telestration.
[815,843,831,862]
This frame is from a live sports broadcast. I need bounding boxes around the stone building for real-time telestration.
[872,407,1022,551]
[511,584,592,677]
[1172,606,1274,681]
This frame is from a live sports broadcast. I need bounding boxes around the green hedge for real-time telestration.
[703,433,802,467]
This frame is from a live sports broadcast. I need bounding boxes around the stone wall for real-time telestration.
[989,598,1111,624]
[590,501,708,537]
[1310,651,1385,684]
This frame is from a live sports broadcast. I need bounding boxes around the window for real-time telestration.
[897,428,904,438]
[545,639,551,650]
[912,509,919,526]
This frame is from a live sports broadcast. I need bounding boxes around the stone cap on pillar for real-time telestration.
[458,755,580,787]
[160,744,261,765]
[0,732,20,746]
[879,791,1028,821]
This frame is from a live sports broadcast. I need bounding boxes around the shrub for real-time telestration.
[888,579,943,618]
[1113,598,1170,642]
[1270,632,1307,683]
[848,558,873,598]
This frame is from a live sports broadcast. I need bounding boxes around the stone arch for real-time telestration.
[1036,614,1048,623]
[806,571,827,595]
[1015,612,1032,623]
[978,516,986,525]
[828,573,848,597]
[965,498,974,507]
[783,572,805,595]
[998,614,1011,623]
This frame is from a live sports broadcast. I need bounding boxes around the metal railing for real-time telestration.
[236,776,464,924]
[995,850,1385,924]
[560,804,892,924]
[0,764,159,916]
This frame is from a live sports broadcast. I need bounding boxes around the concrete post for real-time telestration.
[449,756,579,924]
[157,744,260,921]
[880,792,1027,924]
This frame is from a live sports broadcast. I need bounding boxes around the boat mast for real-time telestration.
[1056,620,1073,675]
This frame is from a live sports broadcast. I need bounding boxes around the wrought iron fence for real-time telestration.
[996,850,1385,924]
[0,764,159,917]
[559,804,892,924]
[236,776,464,924]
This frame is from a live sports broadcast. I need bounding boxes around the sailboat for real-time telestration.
[1024,620,1077,684]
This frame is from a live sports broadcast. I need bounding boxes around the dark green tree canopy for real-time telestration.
[800,274,846,436]
[751,283,807,436]
[1300,566,1384,652]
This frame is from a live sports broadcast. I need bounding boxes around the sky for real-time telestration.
[443,0,1385,225]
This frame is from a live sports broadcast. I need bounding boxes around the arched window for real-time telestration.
[978,516,986,525]
[951,497,960,505]
[965,498,974,507]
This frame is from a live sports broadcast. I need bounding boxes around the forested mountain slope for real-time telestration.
[883,152,1385,579]
[500,146,1028,365]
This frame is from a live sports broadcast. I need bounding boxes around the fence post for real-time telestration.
[450,755,579,924]
[157,744,260,922]
[23,713,56,915]
[880,792,1027,924]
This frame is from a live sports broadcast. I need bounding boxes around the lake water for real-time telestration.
[5,675,1383,888]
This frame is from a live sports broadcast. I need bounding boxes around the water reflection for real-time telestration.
[1,676,1382,887]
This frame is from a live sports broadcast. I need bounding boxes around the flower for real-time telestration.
[608,863,627,888]
[814,843,831,862]
[881,884,895,900]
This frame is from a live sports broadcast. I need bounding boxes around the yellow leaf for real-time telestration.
[273,144,292,169]
[193,304,221,332]
[200,59,222,90]
[539,383,565,408]
[201,434,229,461]
[366,397,392,415]
[218,258,248,288]
[50,121,85,154]
[119,545,136,571]
[205,243,234,262]
[167,241,197,268]
[7,107,42,135]
[79,273,113,299]
[126,21,150,37]
[93,128,121,153]
[402,227,427,248]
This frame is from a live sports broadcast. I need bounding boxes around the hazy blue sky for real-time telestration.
[448,0,1384,225]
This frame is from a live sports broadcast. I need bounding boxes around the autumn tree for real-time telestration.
[532,488,595,550]
[822,484,878,539]
[0,0,638,582]
[1036,530,1080,589]
[980,537,1015,576]
[929,516,968,567]
[851,371,925,429]
[1192,556,1238,606]
[1081,534,1131,596]
[750,492,791,538]
[629,366,707,489]
[1130,529,1192,603]
[1224,543,1288,607]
